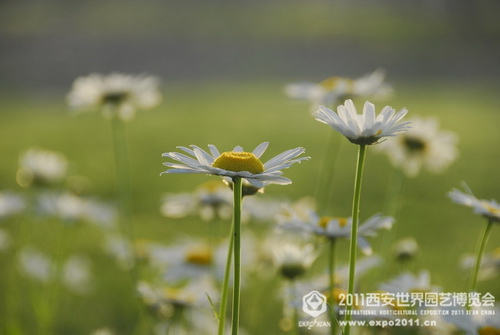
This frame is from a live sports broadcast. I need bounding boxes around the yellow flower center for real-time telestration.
[478,326,500,335]
[163,287,196,305]
[212,151,264,174]
[319,76,354,92]
[482,202,500,216]
[196,180,226,192]
[324,287,347,304]
[337,217,349,227]
[318,216,332,229]
[318,216,348,229]
[185,245,213,265]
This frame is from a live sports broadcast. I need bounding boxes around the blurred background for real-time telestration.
[1,0,499,334]
[2,0,500,91]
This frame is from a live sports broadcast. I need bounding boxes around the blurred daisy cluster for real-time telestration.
[0,69,498,335]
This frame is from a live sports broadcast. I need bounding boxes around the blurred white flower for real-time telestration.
[19,247,93,293]
[449,184,500,223]
[161,180,286,223]
[161,142,309,188]
[141,237,257,284]
[272,241,318,280]
[461,247,500,281]
[37,192,117,228]
[285,77,353,109]
[37,191,84,221]
[160,180,232,222]
[377,116,459,177]
[62,254,93,295]
[90,328,115,335]
[278,206,394,256]
[380,270,440,293]
[352,69,393,99]
[18,247,52,283]
[286,256,381,309]
[285,69,392,109]
[134,239,215,280]
[137,277,219,332]
[67,73,162,121]
[392,237,419,262]
[17,148,68,186]
[314,100,411,145]
[241,195,287,223]
[442,305,500,335]
[82,198,118,229]
[103,234,135,270]
[0,191,25,219]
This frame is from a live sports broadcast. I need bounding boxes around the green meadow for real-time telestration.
[1,0,499,333]
[1,79,499,334]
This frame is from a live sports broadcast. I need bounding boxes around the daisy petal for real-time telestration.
[252,142,269,158]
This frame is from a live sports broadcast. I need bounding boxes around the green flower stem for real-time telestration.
[231,177,243,335]
[328,239,337,335]
[344,144,367,335]
[218,218,235,335]
[469,219,494,300]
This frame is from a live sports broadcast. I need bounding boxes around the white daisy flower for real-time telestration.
[277,206,394,256]
[285,76,354,109]
[18,247,53,284]
[286,256,381,307]
[461,248,500,281]
[62,254,93,295]
[449,185,500,223]
[103,234,134,270]
[145,237,256,284]
[285,69,392,109]
[137,277,218,318]
[160,180,233,222]
[37,191,85,221]
[0,191,25,219]
[17,148,68,186]
[66,72,161,121]
[376,116,459,177]
[90,329,115,335]
[442,305,500,335]
[314,99,411,145]
[161,142,309,188]
[272,242,318,280]
[392,237,419,262]
[241,196,288,223]
[380,270,440,293]
[36,192,117,228]
[351,68,393,99]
